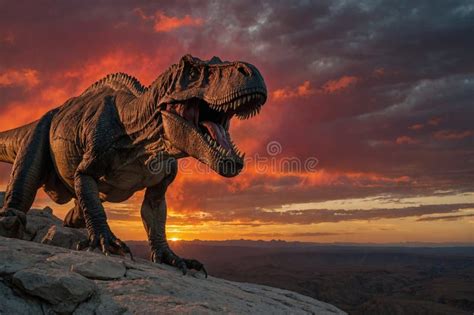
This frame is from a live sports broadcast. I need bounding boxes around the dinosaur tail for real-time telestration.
[0,122,37,164]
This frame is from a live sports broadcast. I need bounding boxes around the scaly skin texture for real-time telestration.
[0,55,267,276]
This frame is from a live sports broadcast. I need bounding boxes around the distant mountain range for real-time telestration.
[128,239,474,314]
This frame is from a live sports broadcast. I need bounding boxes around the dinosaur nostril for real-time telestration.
[237,65,250,77]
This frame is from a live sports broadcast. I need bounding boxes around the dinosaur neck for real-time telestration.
[117,73,170,154]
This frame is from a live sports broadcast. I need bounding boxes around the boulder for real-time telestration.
[41,224,88,249]
[12,265,96,313]
[71,258,126,280]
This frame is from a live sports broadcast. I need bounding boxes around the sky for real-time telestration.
[0,0,473,243]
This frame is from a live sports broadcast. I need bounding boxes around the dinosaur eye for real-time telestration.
[189,69,198,80]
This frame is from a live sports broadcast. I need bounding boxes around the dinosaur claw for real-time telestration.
[76,239,89,251]
[151,247,207,278]
[179,262,187,275]
[77,230,133,260]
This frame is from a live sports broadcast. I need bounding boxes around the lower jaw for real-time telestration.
[161,110,242,177]
[217,160,243,177]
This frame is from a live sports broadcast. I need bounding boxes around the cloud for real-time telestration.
[239,232,349,238]
[1,32,15,45]
[428,117,441,126]
[395,136,419,145]
[271,75,360,102]
[434,130,474,140]
[192,203,474,225]
[135,8,204,32]
[409,124,424,130]
[272,81,315,100]
[153,11,203,32]
[416,213,474,222]
[321,76,358,93]
[0,69,39,88]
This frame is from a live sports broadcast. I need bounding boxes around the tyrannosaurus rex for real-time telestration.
[0,55,267,275]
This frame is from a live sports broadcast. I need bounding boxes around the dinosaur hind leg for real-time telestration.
[0,110,56,239]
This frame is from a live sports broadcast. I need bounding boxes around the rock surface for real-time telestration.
[0,194,346,314]
[0,236,346,314]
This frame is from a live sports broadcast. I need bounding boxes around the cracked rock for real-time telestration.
[71,258,126,280]
[12,266,96,307]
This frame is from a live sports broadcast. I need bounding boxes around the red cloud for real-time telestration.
[135,8,204,32]
[434,130,474,140]
[322,75,358,93]
[271,75,359,101]
[409,123,424,130]
[428,117,441,126]
[372,68,385,77]
[2,32,15,45]
[154,11,203,32]
[0,68,39,88]
[396,136,419,145]
[272,81,315,100]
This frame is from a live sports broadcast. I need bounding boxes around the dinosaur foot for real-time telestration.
[0,208,26,239]
[76,230,134,261]
[151,246,208,278]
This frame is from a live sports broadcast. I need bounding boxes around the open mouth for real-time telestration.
[162,87,266,174]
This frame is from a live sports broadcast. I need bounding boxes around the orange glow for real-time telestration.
[153,11,204,32]
[272,81,315,100]
[396,136,419,145]
[0,68,39,88]
[322,75,358,93]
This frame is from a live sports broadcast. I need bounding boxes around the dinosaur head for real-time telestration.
[160,54,267,177]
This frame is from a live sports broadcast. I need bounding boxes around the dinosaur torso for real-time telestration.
[48,75,171,203]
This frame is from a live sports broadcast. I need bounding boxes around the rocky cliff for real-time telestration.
[0,194,346,314]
